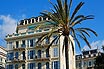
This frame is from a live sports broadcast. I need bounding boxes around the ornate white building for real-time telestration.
[76,49,99,69]
[0,46,7,68]
[5,16,75,69]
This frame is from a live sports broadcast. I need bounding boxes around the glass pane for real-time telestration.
[38,63,41,69]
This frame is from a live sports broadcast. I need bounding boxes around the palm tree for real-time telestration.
[36,0,97,69]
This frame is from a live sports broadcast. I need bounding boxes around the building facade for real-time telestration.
[0,46,7,68]
[5,16,75,69]
[76,49,99,69]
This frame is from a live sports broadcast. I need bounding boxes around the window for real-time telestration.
[28,39,34,47]
[46,62,49,69]
[21,33,26,35]
[38,63,41,69]
[52,61,60,69]
[39,17,42,21]
[15,64,18,69]
[28,63,35,69]
[30,39,33,47]
[0,57,2,62]
[84,61,87,67]
[88,61,92,67]
[15,52,18,59]
[7,64,13,69]
[53,48,58,57]
[38,50,41,58]
[78,62,81,67]
[20,20,24,25]
[44,28,49,31]
[16,41,19,48]
[22,64,25,69]
[92,60,95,66]
[32,19,34,23]
[36,29,42,32]
[45,37,50,44]
[46,50,49,58]
[76,62,81,68]
[8,42,13,50]
[25,20,27,24]
[21,40,25,47]
[22,51,25,60]
[53,35,58,45]
[7,52,14,60]
[28,50,35,59]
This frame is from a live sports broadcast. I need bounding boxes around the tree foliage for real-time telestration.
[36,0,97,69]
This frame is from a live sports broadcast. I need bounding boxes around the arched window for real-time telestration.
[39,17,42,21]
[28,63,35,69]
[25,20,27,24]
[38,63,41,69]
[38,50,41,58]
[46,62,49,69]
[15,64,18,69]
[22,64,25,69]
[32,19,34,23]
[45,37,50,44]
[46,50,49,58]
[15,52,18,59]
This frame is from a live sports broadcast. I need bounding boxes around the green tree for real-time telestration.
[94,53,104,69]
[37,0,97,69]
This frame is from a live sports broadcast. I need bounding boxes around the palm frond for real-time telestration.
[41,11,65,26]
[36,27,58,44]
[74,37,81,50]
[70,27,81,50]
[69,0,72,12]
[78,34,91,49]
[71,15,94,27]
[41,11,58,23]
[80,29,90,37]
[46,34,60,51]
[76,28,98,36]
[34,24,43,31]
[70,15,84,24]
[48,0,60,14]
[36,33,48,44]
[71,2,84,21]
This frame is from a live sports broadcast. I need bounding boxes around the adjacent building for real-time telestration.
[5,16,76,69]
[0,46,7,68]
[76,49,99,69]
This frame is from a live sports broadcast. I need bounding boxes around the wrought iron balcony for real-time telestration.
[13,44,26,51]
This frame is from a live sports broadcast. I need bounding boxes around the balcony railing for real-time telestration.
[12,58,26,63]
[13,44,26,51]
[34,57,50,61]
[11,56,26,63]
[6,28,51,38]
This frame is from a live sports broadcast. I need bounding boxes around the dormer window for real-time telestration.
[20,20,24,25]
[25,20,27,24]
[39,17,42,21]
[28,19,31,24]
[32,19,34,23]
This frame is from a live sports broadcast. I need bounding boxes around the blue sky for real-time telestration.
[0,0,104,54]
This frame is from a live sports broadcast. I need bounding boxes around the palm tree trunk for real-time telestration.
[65,36,69,69]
